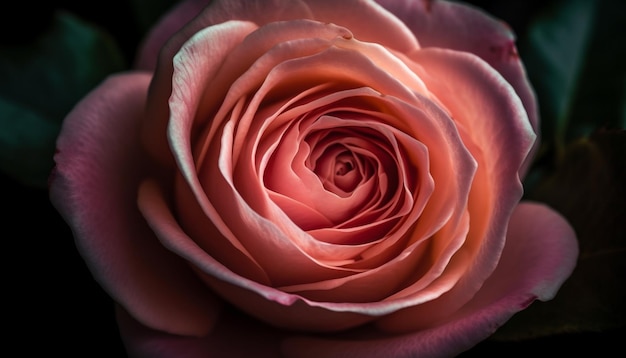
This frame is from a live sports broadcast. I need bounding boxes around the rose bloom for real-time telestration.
[50,0,579,357]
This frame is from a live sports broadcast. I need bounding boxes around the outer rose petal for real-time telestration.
[117,202,577,357]
[117,305,285,358]
[140,0,312,165]
[49,73,220,336]
[140,0,421,168]
[134,0,210,71]
[376,0,539,175]
[303,0,419,52]
[369,48,534,330]
[136,0,419,72]
[281,202,578,358]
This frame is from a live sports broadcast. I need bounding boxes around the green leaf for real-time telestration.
[521,0,597,153]
[0,11,126,187]
[499,0,626,342]
[563,0,626,138]
[495,129,626,340]
[0,99,59,187]
[521,0,626,156]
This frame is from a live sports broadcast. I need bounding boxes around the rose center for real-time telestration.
[335,154,354,176]
[311,144,365,195]
[332,151,360,192]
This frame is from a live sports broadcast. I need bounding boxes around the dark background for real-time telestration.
[2,0,624,356]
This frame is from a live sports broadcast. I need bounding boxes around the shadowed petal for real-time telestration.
[306,0,419,52]
[135,0,211,71]
[282,202,578,358]
[117,305,285,358]
[49,73,220,336]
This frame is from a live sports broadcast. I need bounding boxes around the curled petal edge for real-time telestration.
[281,202,579,358]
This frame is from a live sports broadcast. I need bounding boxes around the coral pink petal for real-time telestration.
[139,179,373,331]
[140,0,313,166]
[49,73,220,336]
[411,49,535,173]
[377,0,539,175]
[135,0,313,71]
[370,48,534,330]
[282,202,578,358]
[142,20,258,167]
[306,0,419,52]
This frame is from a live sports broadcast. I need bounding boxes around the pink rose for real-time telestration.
[50,0,579,357]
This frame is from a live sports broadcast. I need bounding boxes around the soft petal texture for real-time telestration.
[138,178,375,332]
[142,19,260,166]
[136,0,419,72]
[135,0,210,71]
[118,202,577,358]
[139,0,420,167]
[160,18,485,321]
[281,202,578,358]
[376,0,539,175]
[138,0,538,158]
[370,48,535,331]
[49,73,220,336]
[139,1,536,333]
[117,305,285,358]
[303,0,419,52]
[140,0,313,165]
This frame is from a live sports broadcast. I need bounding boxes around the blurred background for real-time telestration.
[2,0,624,356]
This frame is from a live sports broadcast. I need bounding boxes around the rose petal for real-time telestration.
[370,48,534,330]
[142,20,259,168]
[134,0,210,71]
[282,202,578,358]
[140,0,314,165]
[377,0,539,175]
[173,24,418,286]
[306,0,419,52]
[49,73,220,336]
[165,23,383,291]
[410,48,535,171]
[118,203,577,357]
[136,0,313,72]
[138,178,376,331]
[175,30,481,305]
[117,305,285,358]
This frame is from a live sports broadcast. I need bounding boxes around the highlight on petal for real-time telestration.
[171,25,480,306]
[306,0,420,52]
[282,202,578,358]
[144,15,522,331]
[377,0,539,175]
[141,0,314,163]
[49,72,220,336]
[136,0,312,71]
[142,20,259,167]
[139,179,376,332]
[365,47,534,330]
[135,0,211,71]
[410,49,535,179]
[54,1,579,357]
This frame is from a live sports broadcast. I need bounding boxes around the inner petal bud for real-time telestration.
[333,152,360,192]
[313,144,364,196]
